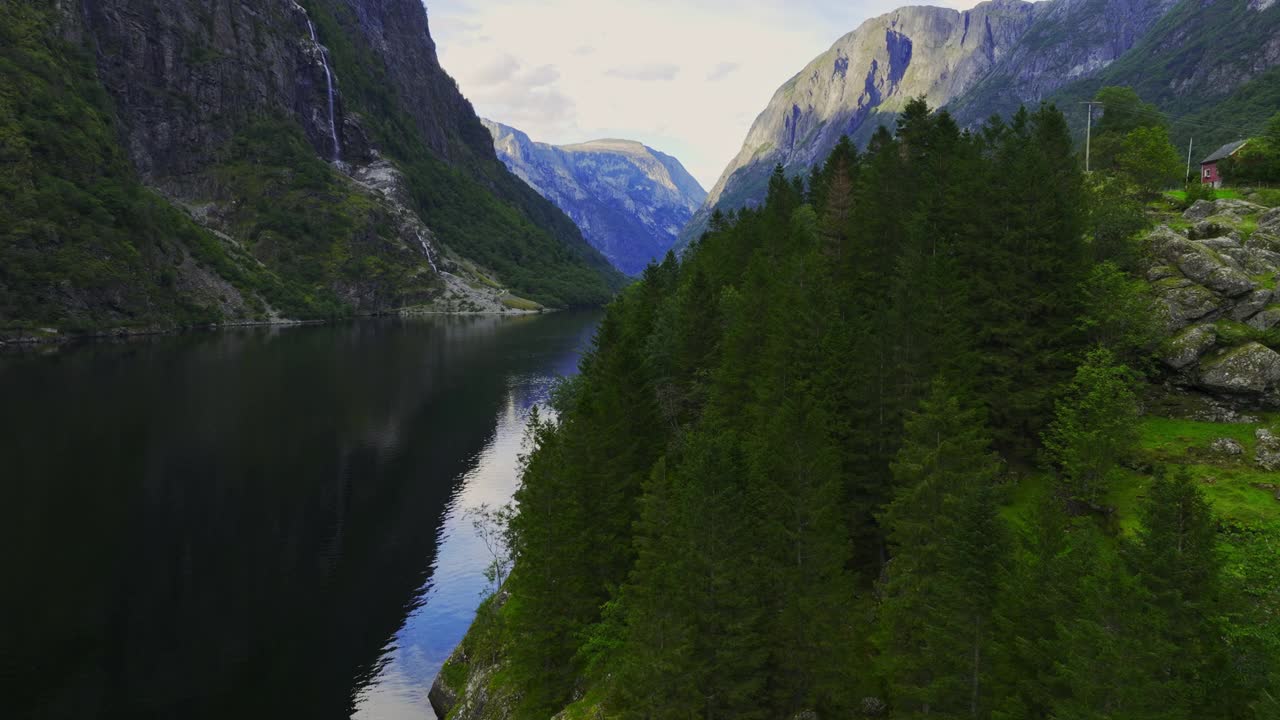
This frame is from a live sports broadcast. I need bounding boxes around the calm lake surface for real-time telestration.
[0,311,601,719]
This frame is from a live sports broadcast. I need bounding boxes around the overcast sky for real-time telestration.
[424,0,983,189]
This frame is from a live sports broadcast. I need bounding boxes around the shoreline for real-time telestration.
[0,306,559,349]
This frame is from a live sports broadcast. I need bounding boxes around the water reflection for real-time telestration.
[0,312,599,719]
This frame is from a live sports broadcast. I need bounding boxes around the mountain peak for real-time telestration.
[483,121,706,275]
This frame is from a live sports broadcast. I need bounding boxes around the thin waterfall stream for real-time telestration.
[305,17,342,163]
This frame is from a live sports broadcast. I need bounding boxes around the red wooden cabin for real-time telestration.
[1200,139,1248,188]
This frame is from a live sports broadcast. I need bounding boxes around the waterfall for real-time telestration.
[416,233,441,274]
[305,18,342,163]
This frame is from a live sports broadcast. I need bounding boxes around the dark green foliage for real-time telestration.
[1076,87,1184,197]
[210,117,435,319]
[1183,179,1217,207]
[877,382,1007,718]
[1117,125,1184,196]
[1042,348,1141,506]
[1076,262,1161,363]
[490,98,1275,719]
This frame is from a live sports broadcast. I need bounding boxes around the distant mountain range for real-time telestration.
[483,121,706,275]
[680,0,1280,248]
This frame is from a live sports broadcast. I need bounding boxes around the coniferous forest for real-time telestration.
[452,101,1280,719]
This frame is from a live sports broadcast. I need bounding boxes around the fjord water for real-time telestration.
[0,312,600,719]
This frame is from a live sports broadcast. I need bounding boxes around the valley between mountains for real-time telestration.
[4,0,1280,719]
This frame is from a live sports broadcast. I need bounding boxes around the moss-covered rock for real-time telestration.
[1199,342,1280,395]
[1160,323,1218,370]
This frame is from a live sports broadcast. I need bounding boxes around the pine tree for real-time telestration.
[1042,348,1140,506]
[1127,468,1238,716]
[877,380,1006,718]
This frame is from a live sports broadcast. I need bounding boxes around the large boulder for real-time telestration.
[1173,245,1256,297]
[1160,324,1218,370]
[1199,342,1280,395]
[1155,279,1220,330]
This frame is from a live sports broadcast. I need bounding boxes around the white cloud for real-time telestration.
[425,0,989,187]
[706,61,741,82]
[604,63,681,82]
[469,53,520,86]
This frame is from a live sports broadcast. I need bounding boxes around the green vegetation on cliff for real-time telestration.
[445,100,1280,719]
[0,3,256,330]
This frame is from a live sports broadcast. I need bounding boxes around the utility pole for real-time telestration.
[1080,101,1103,173]
[1185,136,1194,185]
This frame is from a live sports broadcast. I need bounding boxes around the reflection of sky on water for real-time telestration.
[352,370,573,719]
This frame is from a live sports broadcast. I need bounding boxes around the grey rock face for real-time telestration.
[1249,307,1280,331]
[1260,207,1280,233]
[1184,200,1221,222]
[76,0,361,193]
[1199,343,1280,395]
[484,120,707,275]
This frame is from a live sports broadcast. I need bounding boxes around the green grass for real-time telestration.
[1006,414,1279,535]
[1138,415,1263,457]
[1133,414,1279,525]
[1249,188,1280,207]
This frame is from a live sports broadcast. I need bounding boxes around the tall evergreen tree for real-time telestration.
[877,380,1006,718]
[1042,348,1140,506]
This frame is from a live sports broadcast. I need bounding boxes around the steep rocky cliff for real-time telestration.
[484,120,706,275]
[680,0,1042,246]
[680,0,1280,248]
[947,0,1182,125]
[1,0,617,336]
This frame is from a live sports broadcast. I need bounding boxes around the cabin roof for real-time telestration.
[1201,139,1248,165]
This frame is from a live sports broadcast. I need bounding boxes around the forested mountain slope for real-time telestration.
[434,101,1280,720]
[0,0,620,336]
[484,120,706,276]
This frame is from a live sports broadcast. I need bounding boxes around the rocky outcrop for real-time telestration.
[1152,200,1280,406]
[484,120,706,275]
